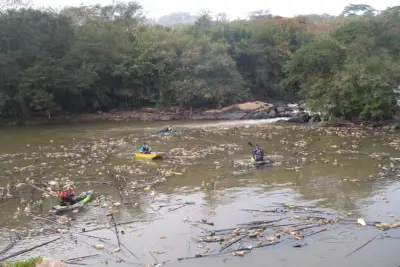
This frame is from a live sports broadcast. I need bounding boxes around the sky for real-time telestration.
[32,0,400,19]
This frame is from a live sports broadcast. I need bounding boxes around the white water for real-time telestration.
[111,117,291,134]
[179,117,291,129]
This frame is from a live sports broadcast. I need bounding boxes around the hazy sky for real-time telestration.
[33,0,399,19]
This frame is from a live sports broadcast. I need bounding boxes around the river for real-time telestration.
[0,120,400,267]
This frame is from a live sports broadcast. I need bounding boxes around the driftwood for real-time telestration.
[78,233,111,240]
[28,183,50,194]
[32,215,66,227]
[177,238,286,261]
[74,236,139,266]
[240,208,286,213]
[109,214,121,248]
[149,251,158,264]
[198,219,214,226]
[268,223,310,228]
[120,243,139,260]
[219,235,248,252]
[0,232,19,257]
[0,236,62,262]
[158,203,181,208]
[168,204,186,212]
[0,243,15,257]
[302,228,327,238]
[237,217,290,226]
[94,234,139,260]
[293,224,322,232]
[81,219,149,233]
[272,203,316,209]
[346,232,382,258]
[62,254,100,263]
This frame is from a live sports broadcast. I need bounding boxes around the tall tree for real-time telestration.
[341,4,376,16]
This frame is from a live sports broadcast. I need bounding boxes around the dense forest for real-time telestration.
[0,2,400,123]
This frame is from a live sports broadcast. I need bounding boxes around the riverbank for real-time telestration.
[21,101,306,125]
[3,101,400,129]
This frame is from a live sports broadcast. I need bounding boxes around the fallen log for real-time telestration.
[0,236,61,262]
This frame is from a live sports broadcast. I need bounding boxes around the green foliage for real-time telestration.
[282,8,400,120]
[3,257,43,267]
[0,3,399,123]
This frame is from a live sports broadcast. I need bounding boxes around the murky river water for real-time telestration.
[1,120,400,267]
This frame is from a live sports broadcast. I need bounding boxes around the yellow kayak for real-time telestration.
[134,152,166,160]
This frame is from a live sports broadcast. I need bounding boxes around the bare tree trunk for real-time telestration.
[17,93,31,120]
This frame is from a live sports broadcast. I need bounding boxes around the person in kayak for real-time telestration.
[160,125,173,133]
[252,144,264,162]
[139,144,151,154]
[60,185,87,205]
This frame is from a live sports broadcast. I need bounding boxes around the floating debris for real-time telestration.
[357,218,366,227]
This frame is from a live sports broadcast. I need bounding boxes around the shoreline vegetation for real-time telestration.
[0,2,400,127]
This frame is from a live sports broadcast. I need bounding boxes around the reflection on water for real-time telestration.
[1,120,400,266]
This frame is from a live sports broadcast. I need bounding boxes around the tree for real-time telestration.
[341,4,376,17]
[248,10,271,20]
[282,37,345,102]
[0,9,75,119]
[192,10,213,37]
[1,3,400,124]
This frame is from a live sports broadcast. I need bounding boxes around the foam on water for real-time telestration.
[179,117,291,129]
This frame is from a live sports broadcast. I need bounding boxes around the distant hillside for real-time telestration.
[157,12,199,26]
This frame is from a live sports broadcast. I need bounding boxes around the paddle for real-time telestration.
[247,140,274,163]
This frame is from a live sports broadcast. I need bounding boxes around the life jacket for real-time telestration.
[254,149,264,161]
[140,146,150,153]
[60,191,73,201]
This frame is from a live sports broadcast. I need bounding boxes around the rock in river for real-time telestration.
[287,112,310,123]
[309,114,321,123]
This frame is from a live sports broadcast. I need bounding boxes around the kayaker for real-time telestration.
[252,144,264,162]
[60,185,87,205]
[139,144,151,154]
[160,125,172,133]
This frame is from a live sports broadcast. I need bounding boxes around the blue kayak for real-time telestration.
[151,130,182,135]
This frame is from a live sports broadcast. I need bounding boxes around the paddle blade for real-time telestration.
[247,141,253,147]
